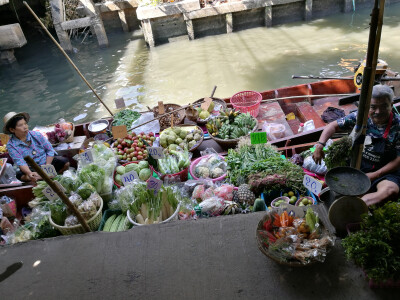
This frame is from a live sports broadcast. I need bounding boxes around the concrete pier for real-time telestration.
[0,213,396,299]
[0,23,27,64]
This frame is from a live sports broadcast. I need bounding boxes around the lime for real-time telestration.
[288,191,295,197]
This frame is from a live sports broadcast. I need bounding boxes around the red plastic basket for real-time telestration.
[230,91,262,117]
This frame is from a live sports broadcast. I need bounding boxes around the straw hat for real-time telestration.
[3,112,30,134]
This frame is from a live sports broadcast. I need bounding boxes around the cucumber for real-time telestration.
[117,216,127,232]
[110,215,123,232]
[103,214,117,231]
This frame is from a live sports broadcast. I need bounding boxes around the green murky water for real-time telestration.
[1,3,400,128]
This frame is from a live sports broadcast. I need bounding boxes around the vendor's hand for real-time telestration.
[366,172,380,182]
[28,172,42,182]
[312,144,325,165]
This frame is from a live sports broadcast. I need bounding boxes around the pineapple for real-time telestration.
[237,184,256,205]
[232,189,239,203]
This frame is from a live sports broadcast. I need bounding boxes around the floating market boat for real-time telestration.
[2,68,400,215]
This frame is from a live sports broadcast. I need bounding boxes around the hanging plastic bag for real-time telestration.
[262,122,286,140]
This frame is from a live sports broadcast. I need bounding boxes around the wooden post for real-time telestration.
[305,0,312,21]
[350,0,385,169]
[80,0,109,47]
[344,0,353,13]
[186,19,195,40]
[142,19,155,47]
[226,13,233,33]
[265,6,272,27]
[23,156,91,232]
[49,0,73,52]
[118,9,130,32]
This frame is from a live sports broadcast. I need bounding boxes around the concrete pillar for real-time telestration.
[118,9,130,32]
[344,0,353,13]
[0,49,16,64]
[142,19,155,47]
[186,19,194,40]
[50,0,73,52]
[265,6,272,27]
[80,0,109,47]
[305,0,312,21]
[226,13,233,33]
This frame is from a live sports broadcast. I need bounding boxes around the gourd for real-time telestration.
[253,198,266,212]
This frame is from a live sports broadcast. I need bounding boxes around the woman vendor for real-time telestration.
[313,85,400,206]
[3,112,69,182]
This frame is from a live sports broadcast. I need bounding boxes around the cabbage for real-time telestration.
[76,183,97,200]
[49,199,68,226]
[78,164,105,193]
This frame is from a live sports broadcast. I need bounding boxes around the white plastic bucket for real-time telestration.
[127,203,181,226]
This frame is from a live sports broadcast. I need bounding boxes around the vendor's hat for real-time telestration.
[3,112,30,134]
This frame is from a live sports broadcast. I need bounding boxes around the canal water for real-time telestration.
[1,3,400,128]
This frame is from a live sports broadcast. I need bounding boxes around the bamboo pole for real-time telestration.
[350,0,385,169]
[24,156,91,232]
[23,1,114,117]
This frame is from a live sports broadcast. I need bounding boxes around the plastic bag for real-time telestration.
[197,197,225,216]
[194,148,227,180]
[131,112,160,135]
[24,207,59,240]
[262,122,286,140]
[78,200,97,220]
[214,184,234,201]
[302,156,327,175]
[0,195,17,218]
[69,193,83,208]
[0,163,21,184]
[64,215,79,227]
[87,192,102,209]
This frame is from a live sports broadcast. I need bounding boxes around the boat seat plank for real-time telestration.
[258,102,294,137]
[295,102,326,128]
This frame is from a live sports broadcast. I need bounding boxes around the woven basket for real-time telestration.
[49,198,103,235]
[209,117,258,148]
[192,98,228,125]
[152,104,185,130]
[256,210,331,267]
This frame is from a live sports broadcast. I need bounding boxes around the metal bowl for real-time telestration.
[88,119,109,134]
[325,166,370,196]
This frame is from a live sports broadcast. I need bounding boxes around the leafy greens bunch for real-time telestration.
[225,138,305,192]
[342,202,400,282]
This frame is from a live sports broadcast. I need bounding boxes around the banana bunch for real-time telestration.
[233,113,257,128]
[220,108,239,123]
[0,145,7,154]
[206,118,222,136]
[218,123,232,139]
[230,127,250,139]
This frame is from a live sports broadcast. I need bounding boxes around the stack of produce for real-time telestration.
[193,152,226,180]
[114,161,152,186]
[49,185,103,227]
[0,144,7,154]
[196,100,215,120]
[206,109,257,140]
[111,109,141,127]
[324,136,352,169]
[157,149,191,175]
[159,126,202,151]
[46,122,73,144]
[112,132,155,161]
[342,202,400,284]
[257,208,334,264]
[102,213,130,232]
[115,182,181,225]
[226,137,305,193]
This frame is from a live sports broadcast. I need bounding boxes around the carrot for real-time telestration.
[280,211,289,227]
[273,213,281,227]
[263,219,273,231]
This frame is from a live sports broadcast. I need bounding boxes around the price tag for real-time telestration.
[115,98,125,109]
[147,176,162,195]
[303,174,323,195]
[148,147,164,159]
[250,132,267,144]
[43,186,58,201]
[122,170,139,186]
[112,125,128,139]
[80,150,93,165]
[41,164,57,178]
[201,97,212,111]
